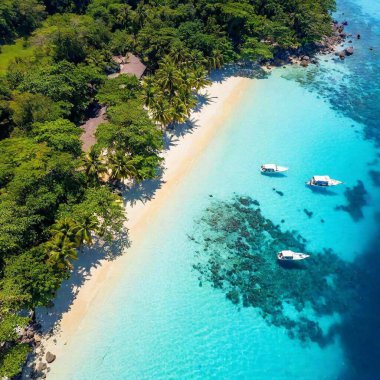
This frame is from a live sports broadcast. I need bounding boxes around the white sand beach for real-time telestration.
[35,75,251,373]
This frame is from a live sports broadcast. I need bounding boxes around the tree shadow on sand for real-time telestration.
[122,175,165,207]
[36,230,130,336]
[192,92,213,113]
[209,62,269,83]
[165,117,199,144]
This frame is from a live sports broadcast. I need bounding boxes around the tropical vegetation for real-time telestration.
[0,0,336,376]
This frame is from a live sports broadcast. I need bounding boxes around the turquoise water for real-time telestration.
[49,1,380,379]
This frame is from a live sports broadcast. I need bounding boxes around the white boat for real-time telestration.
[306,175,342,187]
[260,164,288,174]
[277,250,310,261]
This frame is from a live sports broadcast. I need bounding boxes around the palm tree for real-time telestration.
[156,56,182,96]
[134,2,146,29]
[83,149,107,183]
[192,67,211,92]
[187,51,207,70]
[75,214,99,246]
[180,68,195,91]
[50,217,79,247]
[169,48,191,66]
[108,150,139,182]
[150,97,172,129]
[208,49,224,70]
[46,236,78,270]
[141,76,157,109]
[171,98,189,124]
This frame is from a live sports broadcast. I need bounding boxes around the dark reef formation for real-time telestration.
[335,180,368,221]
[369,170,380,187]
[190,195,362,347]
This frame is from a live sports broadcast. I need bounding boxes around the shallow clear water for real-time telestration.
[49,1,380,379]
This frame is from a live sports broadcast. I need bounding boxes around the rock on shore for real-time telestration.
[46,352,56,364]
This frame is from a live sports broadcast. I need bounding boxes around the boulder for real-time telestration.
[36,362,47,372]
[45,352,56,364]
[27,329,35,339]
[345,47,354,56]
[34,335,42,347]
[300,60,309,67]
[342,20,348,26]
[338,51,346,60]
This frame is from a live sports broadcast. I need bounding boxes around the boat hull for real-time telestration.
[277,251,310,261]
[306,180,342,187]
[260,166,288,174]
[277,255,309,261]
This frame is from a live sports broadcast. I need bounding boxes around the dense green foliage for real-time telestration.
[0,344,31,378]
[0,0,335,376]
[0,0,45,44]
[95,75,164,181]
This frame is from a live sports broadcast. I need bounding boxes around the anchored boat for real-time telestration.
[306,175,342,187]
[277,250,310,261]
[260,164,288,174]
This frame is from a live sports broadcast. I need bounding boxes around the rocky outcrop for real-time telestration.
[345,46,354,55]
[336,46,354,60]
[338,51,346,60]
[34,334,42,347]
[269,20,356,69]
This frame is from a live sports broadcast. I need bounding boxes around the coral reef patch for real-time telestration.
[335,180,368,221]
[369,170,380,187]
[190,195,362,346]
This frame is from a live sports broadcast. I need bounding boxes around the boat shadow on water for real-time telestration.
[276,260,308,270]
[305,184,340,196]
[260,172,288,178]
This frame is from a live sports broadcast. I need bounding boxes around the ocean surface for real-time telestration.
[48,0,380,378]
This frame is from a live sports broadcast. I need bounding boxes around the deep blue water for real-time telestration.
[46,0,380,378]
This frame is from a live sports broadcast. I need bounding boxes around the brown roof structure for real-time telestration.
[108,53,146,79]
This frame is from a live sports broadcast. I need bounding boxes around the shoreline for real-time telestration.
[34,75,252,375]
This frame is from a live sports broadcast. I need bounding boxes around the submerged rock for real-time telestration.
[303,209,313,218]
[338,51,346,60]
